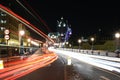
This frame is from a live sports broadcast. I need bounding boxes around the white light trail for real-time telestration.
[49,48,120,73]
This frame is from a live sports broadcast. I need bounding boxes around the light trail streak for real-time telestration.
[23,0,52,32]
[93,58,120,68]
[0,54,48,74]
[5,55,58,80]
[0,4,54,43]
[49,48,120,73]
[0,57,43,77]
[16,0,39,22]
[4,55,41,68]
[0,53,58,80]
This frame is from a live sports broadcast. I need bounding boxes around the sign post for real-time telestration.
[4,29,10,40]
[4,29,10,62]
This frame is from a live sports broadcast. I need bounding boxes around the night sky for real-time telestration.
[1,0,120,40]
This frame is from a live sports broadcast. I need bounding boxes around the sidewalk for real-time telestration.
[83,54,120,62]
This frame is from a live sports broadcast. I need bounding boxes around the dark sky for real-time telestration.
[25,0,120,37]
[1,0,120,40]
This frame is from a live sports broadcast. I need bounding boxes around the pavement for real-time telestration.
[85,54,120,62]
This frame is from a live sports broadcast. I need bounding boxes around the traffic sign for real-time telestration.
[4,34,9,40]
[4,29,10,34]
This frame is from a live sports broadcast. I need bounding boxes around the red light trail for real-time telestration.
[0,4,54,43]
[0,52,58,80]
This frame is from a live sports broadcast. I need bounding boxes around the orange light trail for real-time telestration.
[5,55,58,80]
[0,53,58,80]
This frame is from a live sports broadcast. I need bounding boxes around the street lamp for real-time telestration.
[69,44,71,48]
[19,30,25,36]
[91,37,94,50]
[66,41,69,48]
[19,30,25,55]
[78,39,82,52]
[66,42,69,45]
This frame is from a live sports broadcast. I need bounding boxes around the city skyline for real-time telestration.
[1,0,120,40]
[23,1,120,37]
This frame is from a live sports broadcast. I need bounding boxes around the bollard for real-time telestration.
[0,60,4,69]
[86,51,88,54]
[98,51,100,55]
[67,57,72,65]
[91,50,93,55]
[106,51,108,56]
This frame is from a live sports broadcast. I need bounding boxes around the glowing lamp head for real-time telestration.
[19,30,25,36]
[115,33,120,38]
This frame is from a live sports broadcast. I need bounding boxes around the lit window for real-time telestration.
[58,24,61,27]
[0,27,5,31]
[1,20,7,23]
[0,12,6,16]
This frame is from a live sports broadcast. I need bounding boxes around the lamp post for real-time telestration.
[27,38,31,53]
[91,37,94,50]
[19,30,25,55]
[115,32,120,57]
[66,41,69,48]
[115,32,120,50]
[4,29,10,62]
[78,39,82,52]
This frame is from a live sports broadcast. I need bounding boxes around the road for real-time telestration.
[0,49,57,80]
[5,48,120,80]
[17,54,65,80]
[50,48,120,80]
[71,57,120,80]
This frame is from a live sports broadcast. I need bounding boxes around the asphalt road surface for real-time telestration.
[56,50,120,80]
[17,54,65,80]
[17,50,120,80]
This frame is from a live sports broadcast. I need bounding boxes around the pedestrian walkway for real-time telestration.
[82,53,120,62]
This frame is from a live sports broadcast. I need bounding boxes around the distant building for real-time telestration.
[57,17,72,43]
[0,11,7,41]
[57,17,67,42]
[48,17,72,47]
[48,32,60,43]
